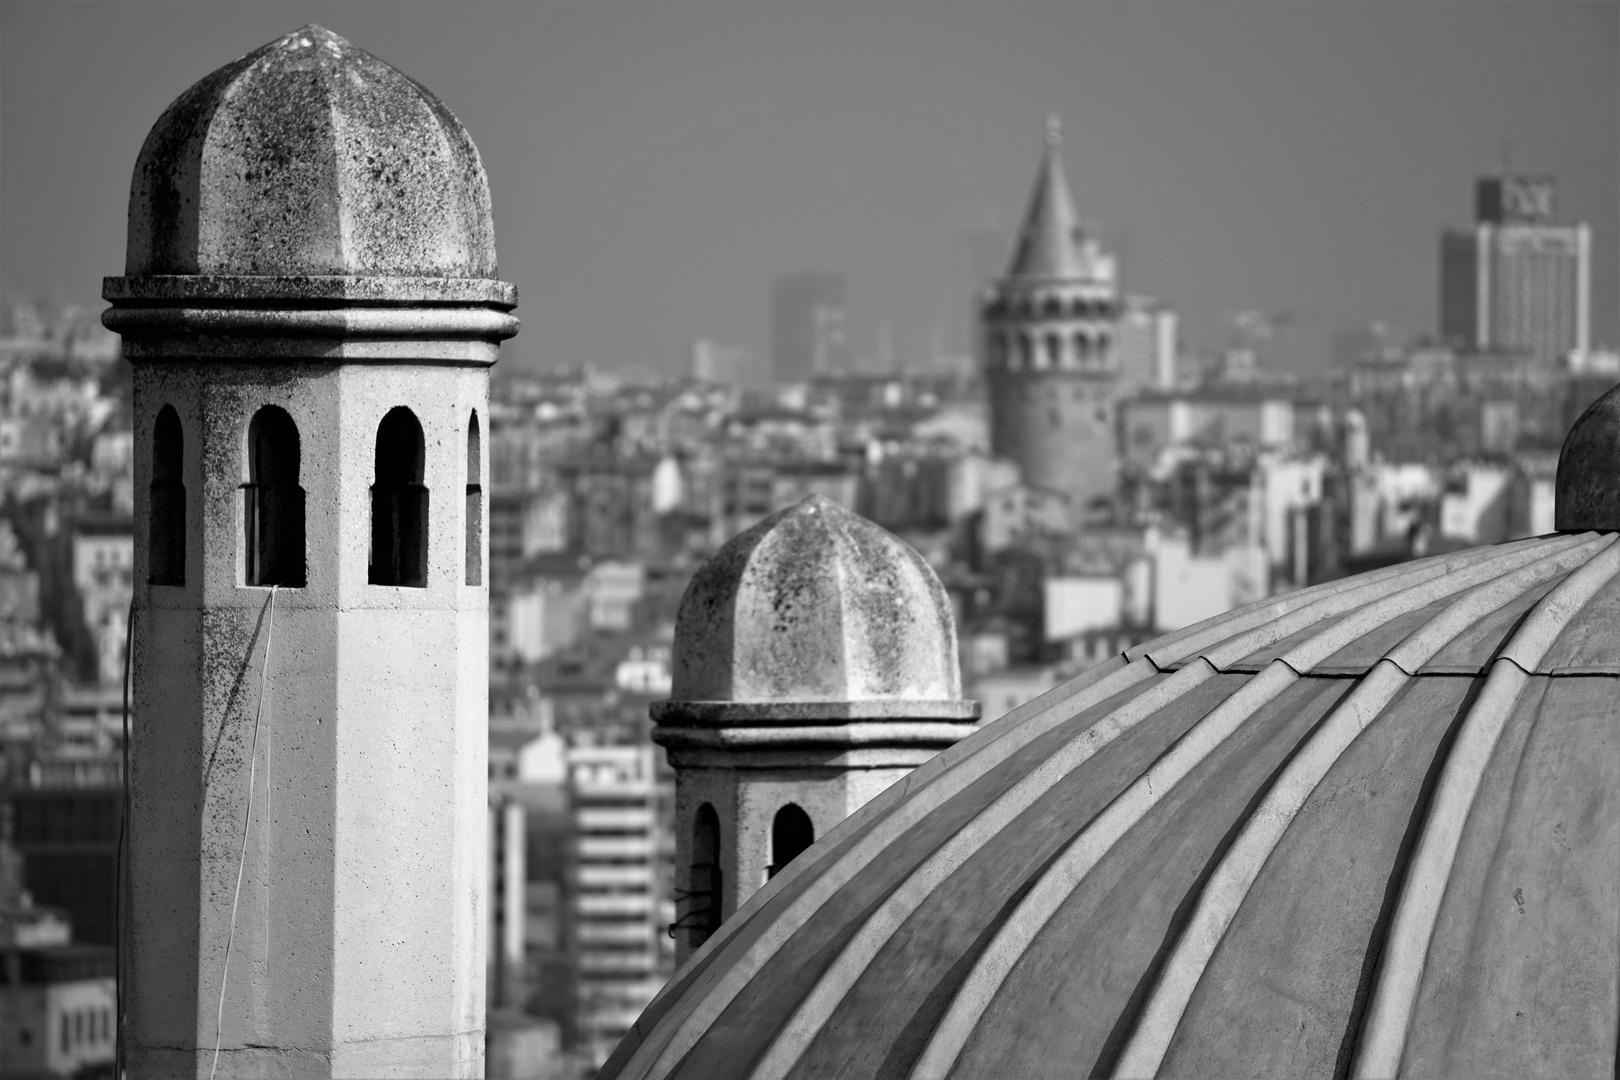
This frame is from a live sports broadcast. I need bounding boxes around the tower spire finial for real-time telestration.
[1045,111,1061,148]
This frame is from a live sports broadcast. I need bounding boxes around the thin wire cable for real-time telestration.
[210,585,277,1080]
[116,598,133,1080]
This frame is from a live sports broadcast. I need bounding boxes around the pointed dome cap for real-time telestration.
[1556,381,1620,529]
[660,496,977,720]
[115,24,512,305]
[1004,114,1088,281]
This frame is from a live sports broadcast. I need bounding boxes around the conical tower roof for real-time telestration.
[1005,115,1087,281]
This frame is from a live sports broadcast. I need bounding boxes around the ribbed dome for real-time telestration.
[124,24,497,281]
[607,529,1620,1079]
[666,496,967,714]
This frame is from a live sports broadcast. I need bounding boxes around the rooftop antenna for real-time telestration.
[1045,111,1062,148]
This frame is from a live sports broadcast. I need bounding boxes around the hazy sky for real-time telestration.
[3,2,1616,375]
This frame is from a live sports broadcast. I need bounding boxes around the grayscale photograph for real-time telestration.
[0,2,1616,1078]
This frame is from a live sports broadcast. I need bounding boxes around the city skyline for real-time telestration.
[2,1,1617,375]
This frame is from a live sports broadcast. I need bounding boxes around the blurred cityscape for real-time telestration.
[0,158,1611,1078]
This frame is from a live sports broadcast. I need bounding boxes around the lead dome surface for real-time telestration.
[608,528,1620,1079]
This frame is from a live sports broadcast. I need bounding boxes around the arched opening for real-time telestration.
[149,405,185,586]
[767,804,814,879]
[370,407,428,587]
[1045,332,1064,368]
[465,411,483,586]
[686,803,723,947]
[1017,333,1034,369]
[243,406,305,587]
[1075,332,1092,363]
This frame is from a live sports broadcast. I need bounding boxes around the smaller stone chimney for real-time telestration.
[653,496,979,962]
[1555,381,1620,530]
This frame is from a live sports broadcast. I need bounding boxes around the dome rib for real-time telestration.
[1354,537,1620,1077]
[1109,532,1618,1078]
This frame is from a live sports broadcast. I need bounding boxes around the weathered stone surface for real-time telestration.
[1556,380,1620,530]
[654,497,979,964]
[664,495,974,713]
[124,24,498,288]
[114,24,504,1080]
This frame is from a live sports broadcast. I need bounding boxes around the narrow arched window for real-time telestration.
[1075,333,1092,363]
[465,411,483,586]
[689,803,722,947]
[767,804,814,879]
[244,406,306,587]
[1017,333,1034,369]
[1045,332,1064,367]
[149,405,185,586]
[370,407,428,587]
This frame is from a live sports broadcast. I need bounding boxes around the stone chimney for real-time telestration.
[104,26,515,1078]
[653,496,979,963]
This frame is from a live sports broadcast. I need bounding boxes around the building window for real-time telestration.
[1045,332,1063,368]
[1075,332,1092,363]
[1017,333,1034,369]
[767,804,814,879]
[466,411,483,586]
[149,404,185,586]
[244,406,306,587]
[370,407,428,587]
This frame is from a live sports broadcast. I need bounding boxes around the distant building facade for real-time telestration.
[1440,172,1591,362]
[690,339,750,386]
[1114,295,1178,391]
[568,743,670,1068]
[771,273,849,384]
[981,117,1124,514]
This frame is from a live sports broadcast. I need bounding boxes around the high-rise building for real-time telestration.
[1439,173,1591,362]
[771,273,849,384]
[1115,295,1178,391]
[568,743,671,1068]
[980,116,1124,511]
